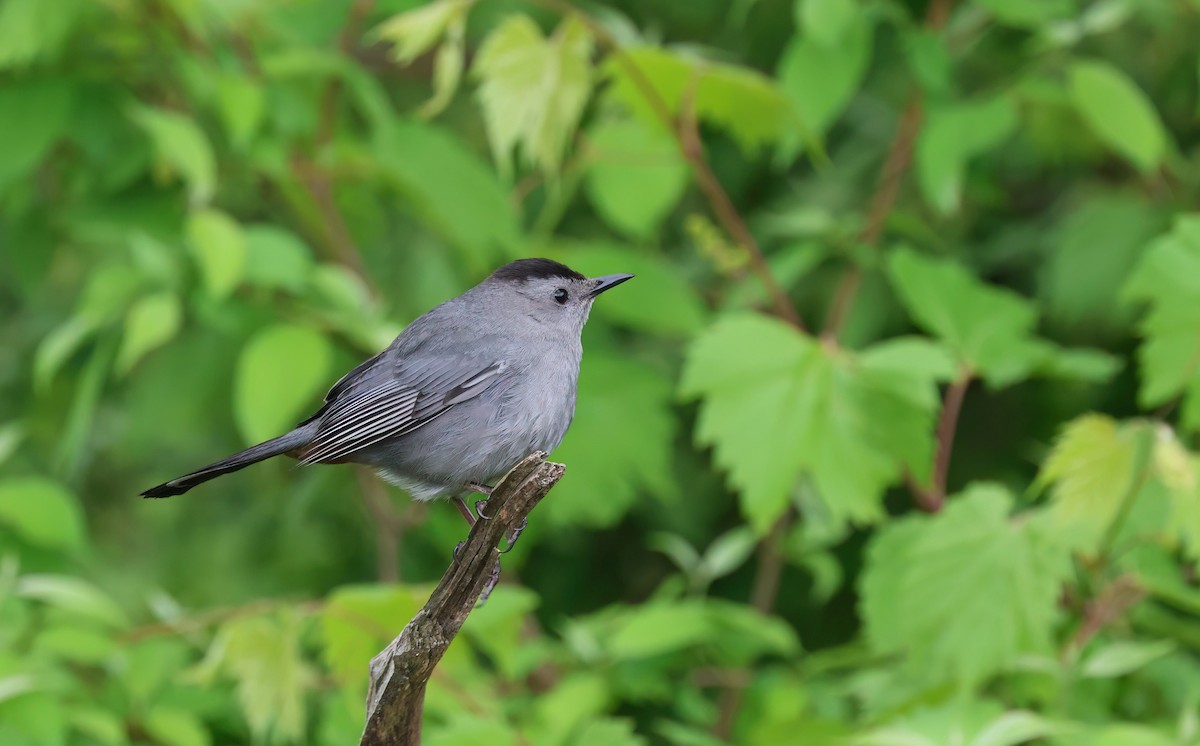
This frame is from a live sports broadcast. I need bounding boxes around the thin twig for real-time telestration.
[917,370,972,512]
[822,0,955,341]
[355,467,402,583]
[1066,574,1145,655]
[359,453,565,745]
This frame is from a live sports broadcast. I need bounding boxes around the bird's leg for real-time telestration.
[498,518,529,554]
[478,562,502,605]
[453,496,476,527]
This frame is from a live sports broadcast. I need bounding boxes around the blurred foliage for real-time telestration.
[2,0,1200,744]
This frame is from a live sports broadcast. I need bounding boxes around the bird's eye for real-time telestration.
[553,288,569,304]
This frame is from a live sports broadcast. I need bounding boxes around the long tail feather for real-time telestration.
[140,426,315,498]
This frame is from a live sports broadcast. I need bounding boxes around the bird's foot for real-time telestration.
[478,562,502,606]
[474,499,493,520]
[452,540,466,564]
[498,518,528,554]
[467,482,494,496]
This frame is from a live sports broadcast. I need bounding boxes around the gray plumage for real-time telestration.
[141,258,633,501]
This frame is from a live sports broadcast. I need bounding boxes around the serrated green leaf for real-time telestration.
[1069,59,1168,172]
[888,248,1041,386]
[0,80,72,191]
[1124,216,1200,431]
[548,350,676,527]
[117,293,182,375]
[916,95,1017,214]
[1081,640,1175,679]
[0,477,85,551]
[419,15,465,119]
[681,314,935,530]
[1152,428,1200,562]
[1038,414,1147,550]
[234,324,331,444]
[861,485,1069,686]
[583,118,689,240]
[605,47,802,154]
[17,575,127,628]
[474,15,593,175]
[129,106,216,205]
[559,244,706,335]
[186,208,245,298]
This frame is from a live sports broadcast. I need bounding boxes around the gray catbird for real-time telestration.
[141,258,633,529]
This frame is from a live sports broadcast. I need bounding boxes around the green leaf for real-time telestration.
[559,244,707,335]
[242,225,313,292]
[1037,414,1148,551]
[605,47,803,154]
[1081,640,1175,679]
[549,350,676,527]
[142,707,210,746]
[916,95,1017,214]
[0,80,72,191]
[426,716,518,746]
[0,0,86,69]
[461,586,540,679]
[0,477,85,551]
[117,293,182,375]
[777,10,872,138]
[1152,429,1200,562]
[681,314,935,530]
[474,15,593,175]
[234,324,332,444]
[215,73,264,149]
[374,121,519,273]
[861,485,1069,686]
[1068,59,1168,172]
[1124,216,1200,431]
[583,118,689,240]
[419,15,465,119]
[857,700,1061,746]
[321,584,427,685]
[800,0,858,46]
[186,208,245,299]
[17,575,127,628]
[129,105,216,205]
[572,718,648,746]
[887,248,1041,386]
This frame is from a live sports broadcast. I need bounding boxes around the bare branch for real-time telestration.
[359,452,565,746]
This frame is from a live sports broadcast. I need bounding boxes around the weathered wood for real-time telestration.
[359,452,565,746]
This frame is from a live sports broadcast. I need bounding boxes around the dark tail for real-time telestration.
[141,426,316,498]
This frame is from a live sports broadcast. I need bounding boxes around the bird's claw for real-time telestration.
[474,499,492,520]
[498,518,528,554]
[477,562,502,605]
[452,540,465,563]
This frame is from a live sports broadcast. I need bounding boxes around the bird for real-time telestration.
[141,258,633,532]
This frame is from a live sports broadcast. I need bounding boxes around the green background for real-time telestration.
[3,0,1200,743]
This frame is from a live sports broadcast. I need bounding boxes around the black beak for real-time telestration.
[588,273,635,298]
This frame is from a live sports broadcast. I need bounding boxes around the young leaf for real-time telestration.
[473,15,593,176]
[1124,216,1200,431]
[0,477,85,550]
[681,314,936,531]
[118,292,182,375]
[372,0,471,65]
[17,575,127,628]
[916,95,1018,214]
[186,208,245,299]
[129,105,216,205]
[1037,414,1147,551]
[234,324,332,444]
[1081,640,1175,679]
[861,485,1069,687]
[583,118,689,241]
[1068,59,1168,172]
